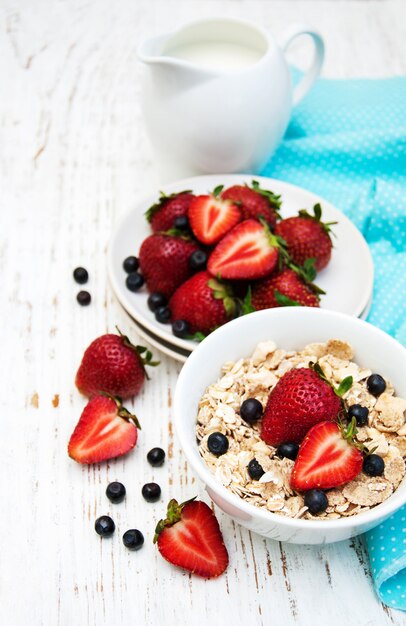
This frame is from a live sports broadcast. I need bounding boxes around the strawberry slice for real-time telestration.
[68,395,140,464]
[290,420,363,491]
[208,219,281,280]
[188,194,241,245]
[154,498,229,578]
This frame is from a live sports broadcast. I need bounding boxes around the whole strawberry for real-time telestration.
[169,271,236,335]
[275,203,335,271]
[221,181,281,229]
[145,191,195,233]
[261,367,342,445]
[252,268,320,309]
[75,331,158,399]
[139,232,200,298]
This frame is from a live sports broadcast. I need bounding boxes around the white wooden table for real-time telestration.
[1,1,405,625]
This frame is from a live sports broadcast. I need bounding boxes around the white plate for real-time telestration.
[108,174,374,354]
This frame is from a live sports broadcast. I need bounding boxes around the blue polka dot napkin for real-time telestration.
[261,75,406,610]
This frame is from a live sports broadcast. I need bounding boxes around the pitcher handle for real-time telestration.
[278,24,325,106]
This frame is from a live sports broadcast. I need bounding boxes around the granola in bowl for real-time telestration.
[196,339,406,520]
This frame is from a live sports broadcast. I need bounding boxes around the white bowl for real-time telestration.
[174,308,406,544]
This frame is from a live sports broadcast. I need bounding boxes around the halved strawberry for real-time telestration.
[290,420,363,491]
[68,395,140,464]
[208,219,282,280]
[188,193,241,245]
[154,498,229,578]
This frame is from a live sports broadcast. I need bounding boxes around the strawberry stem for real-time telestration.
[298,203,337,239]
[153,497,197,543]
[115,327,160,381]
[250,180,282,212]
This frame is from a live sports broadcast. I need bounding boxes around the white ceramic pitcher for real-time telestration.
[138,18,324,181]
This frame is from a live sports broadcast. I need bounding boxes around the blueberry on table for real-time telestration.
[173,215,189,230]
[240,398,263,424]
[276,442,300,461]
[348,404,369,426]
[77,290,91,306]
[106,481,126,503]
[126,272,144,292]
[172,319,190,338]
[247,458,265,480]
[155,306,171,323]
[207,432,229,456]
[304,490,328,514]
[147,292,167,312]
[73,267,89,284]
[363,454,385,476]
[95,515,115,537]
[123,256,139,273]
[367,374,386,397]
[147,447,166,467]
[189,250,208,271]
[142,482,161,502]
[122,529,144,551]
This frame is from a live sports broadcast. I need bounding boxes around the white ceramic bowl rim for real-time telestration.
[174,309,406,533]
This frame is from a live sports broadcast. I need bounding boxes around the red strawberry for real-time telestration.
[261,367,342,445]
[208,219,282,280]
[274,203,335,271]
[145,191,195,233]
[188,194,241,245]
[68,395,140,464]
[139,233,200,298]
[169,271,236,335]
[75,331,158,399]
[154,498,229,578]
[252,268,320,309]
[221,181,280,228]
[290,420,363,491]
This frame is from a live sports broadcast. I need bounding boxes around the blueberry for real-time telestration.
[172,319,190,338]
[106,481,126,504]
[73,267,89,284]
[276,442,300,461]
[147,292,167,312]
[367,374,386,397]
[247,458,265,480]
[240,398,263,424]
[173,215,189,230]
[142,482,161,502]
[123,256,139,273]
[147,447,165,467]
[348,404,369,426]
[126,272,144,292]
[122,529,144,551]
[155,306,171,323]
[77,290,91,306]
[207,432,229,456]
[95,515,115,537]
[363,454,385,476]
[304,490,328,514]
[189,250,208,271]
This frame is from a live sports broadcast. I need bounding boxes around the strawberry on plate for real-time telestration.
[274,203,336,271]
[154,498,229,578]
[145,191,195,233]
[75,330,159,399]
[208,219,284,280]
[188,192,241,245]
[68,395,140,464]
[169,271,236,335]
[251,266,321,309]
[139,232,200,298]
[221,181,281,229]
[290,419,363,491]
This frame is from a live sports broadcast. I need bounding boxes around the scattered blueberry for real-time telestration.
[95,515,115,537]
[155,306,171,323]
[276,442,300,461]
[367,374,386,397]
[126,272,144,292]
[122,529,144,551]
[348,404,369,427]
[172,319,190,338]
[106,481,126,504]
[77,290,91,306]
[123,256,139,273]
[142,482,161,502]
[247,458,265,480]
[147,292,167,312]
[363,454,385,477]
[147,447,166,467]
[304,490,328,514]
[173,215,189,230]
[189,250,208,271]
[207,432,229,456]
[240,398,263,424]
[73,267,89,284]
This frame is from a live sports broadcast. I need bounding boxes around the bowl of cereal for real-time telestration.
[173,308,406,544]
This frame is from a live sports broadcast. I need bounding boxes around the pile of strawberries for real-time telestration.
[134,181,335,338]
